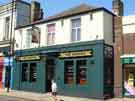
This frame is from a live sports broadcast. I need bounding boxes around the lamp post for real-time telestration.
[7,0,15,92]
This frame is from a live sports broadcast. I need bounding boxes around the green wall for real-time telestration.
[55,43,104,99]
[12,58,46,93]
[12,40,111,99]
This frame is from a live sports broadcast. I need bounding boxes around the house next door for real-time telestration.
[124,66,135,96]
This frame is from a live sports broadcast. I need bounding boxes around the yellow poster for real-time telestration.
[128,73,134,87]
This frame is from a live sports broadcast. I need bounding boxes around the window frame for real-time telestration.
[63,58,88,86]
[21,62,38,83]
[47,24,55,45]
[4,16,10,40]
[29,63,37,82]
[26,28,32,48]
[76,59,87,85]
[21,63,29,82]
[64,60,74,85]
[71,18,81,42]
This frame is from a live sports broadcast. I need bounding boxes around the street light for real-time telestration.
[7,0,15,92]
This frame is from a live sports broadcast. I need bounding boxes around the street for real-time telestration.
[0,95,36,101]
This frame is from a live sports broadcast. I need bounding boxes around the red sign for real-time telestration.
[0,54,4,88]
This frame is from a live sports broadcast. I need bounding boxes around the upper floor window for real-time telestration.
[47,24,55,45]
[90,13,93,20]
[4,16,10,40]
[71,18,81,42]
[26,29,32,48]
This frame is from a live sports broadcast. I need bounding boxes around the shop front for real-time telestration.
[121,55,135,97]
[0,46,10,89]
[3,57,13,89]
[12,40,114,99]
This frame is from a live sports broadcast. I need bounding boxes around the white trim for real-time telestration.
[120,54,135,58]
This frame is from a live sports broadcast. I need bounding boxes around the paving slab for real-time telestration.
[0,89,135,101]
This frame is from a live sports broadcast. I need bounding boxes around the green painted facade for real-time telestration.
[0,46,9,56]
[12,40,114,99]
[122,57,135,64]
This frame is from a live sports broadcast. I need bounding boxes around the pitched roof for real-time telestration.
[15,3,115,29]
[46,4,97,20]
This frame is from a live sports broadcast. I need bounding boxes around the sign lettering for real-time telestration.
[17,56,40,61]
[59,50,92,58]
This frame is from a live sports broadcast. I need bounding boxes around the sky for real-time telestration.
[0,0,135,17]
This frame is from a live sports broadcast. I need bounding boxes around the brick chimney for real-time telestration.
[31,1,44,22]
[113,0,124,16]
[112,0,124,97]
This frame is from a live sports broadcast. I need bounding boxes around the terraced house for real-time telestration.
[0,0,31,90]
[0,0,43,90]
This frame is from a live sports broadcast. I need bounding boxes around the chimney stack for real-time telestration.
[31,1,44,22]
[112,0,124,97]
[112,0,124,16]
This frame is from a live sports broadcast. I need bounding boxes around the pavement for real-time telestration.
[0,95,35,101]
[0,89,135,101]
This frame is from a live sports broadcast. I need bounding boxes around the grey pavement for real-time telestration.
[0,95,36,101]
[0,89,135,101]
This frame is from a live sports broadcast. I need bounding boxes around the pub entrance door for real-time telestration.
[46,59,55,92]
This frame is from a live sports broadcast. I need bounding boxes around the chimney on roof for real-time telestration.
[31,1,44,22]
[112,0,124,16]
[112,0,124,97]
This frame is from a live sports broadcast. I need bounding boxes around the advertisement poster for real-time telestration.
[124,72,135,96]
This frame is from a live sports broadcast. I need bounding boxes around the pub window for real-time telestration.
[22,63,29,82]
[76,60,87,85]
[64,61,74,84]
[29,63,37,82]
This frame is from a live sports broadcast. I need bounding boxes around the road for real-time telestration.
[0,95,36,101]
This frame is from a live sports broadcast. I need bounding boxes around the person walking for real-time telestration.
[51,80,57,101]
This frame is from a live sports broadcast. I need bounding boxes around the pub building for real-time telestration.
[12,3,115,99]
[12,40,114,99]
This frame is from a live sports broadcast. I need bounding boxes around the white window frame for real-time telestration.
[4,16,10,40]
[71,18,81,42]
[47,24,55,45]
[26,29,32,48]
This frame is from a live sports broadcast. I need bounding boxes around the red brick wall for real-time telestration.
[113,16,123,97]
[123,33,135,54]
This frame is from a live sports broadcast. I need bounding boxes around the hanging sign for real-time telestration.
[32,27,40,43]
[17,56,40,61]
[59,50,93,58]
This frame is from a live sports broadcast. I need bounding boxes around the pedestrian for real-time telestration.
[51,80,58,101]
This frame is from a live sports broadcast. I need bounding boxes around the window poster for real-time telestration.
[124,72,135,96]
